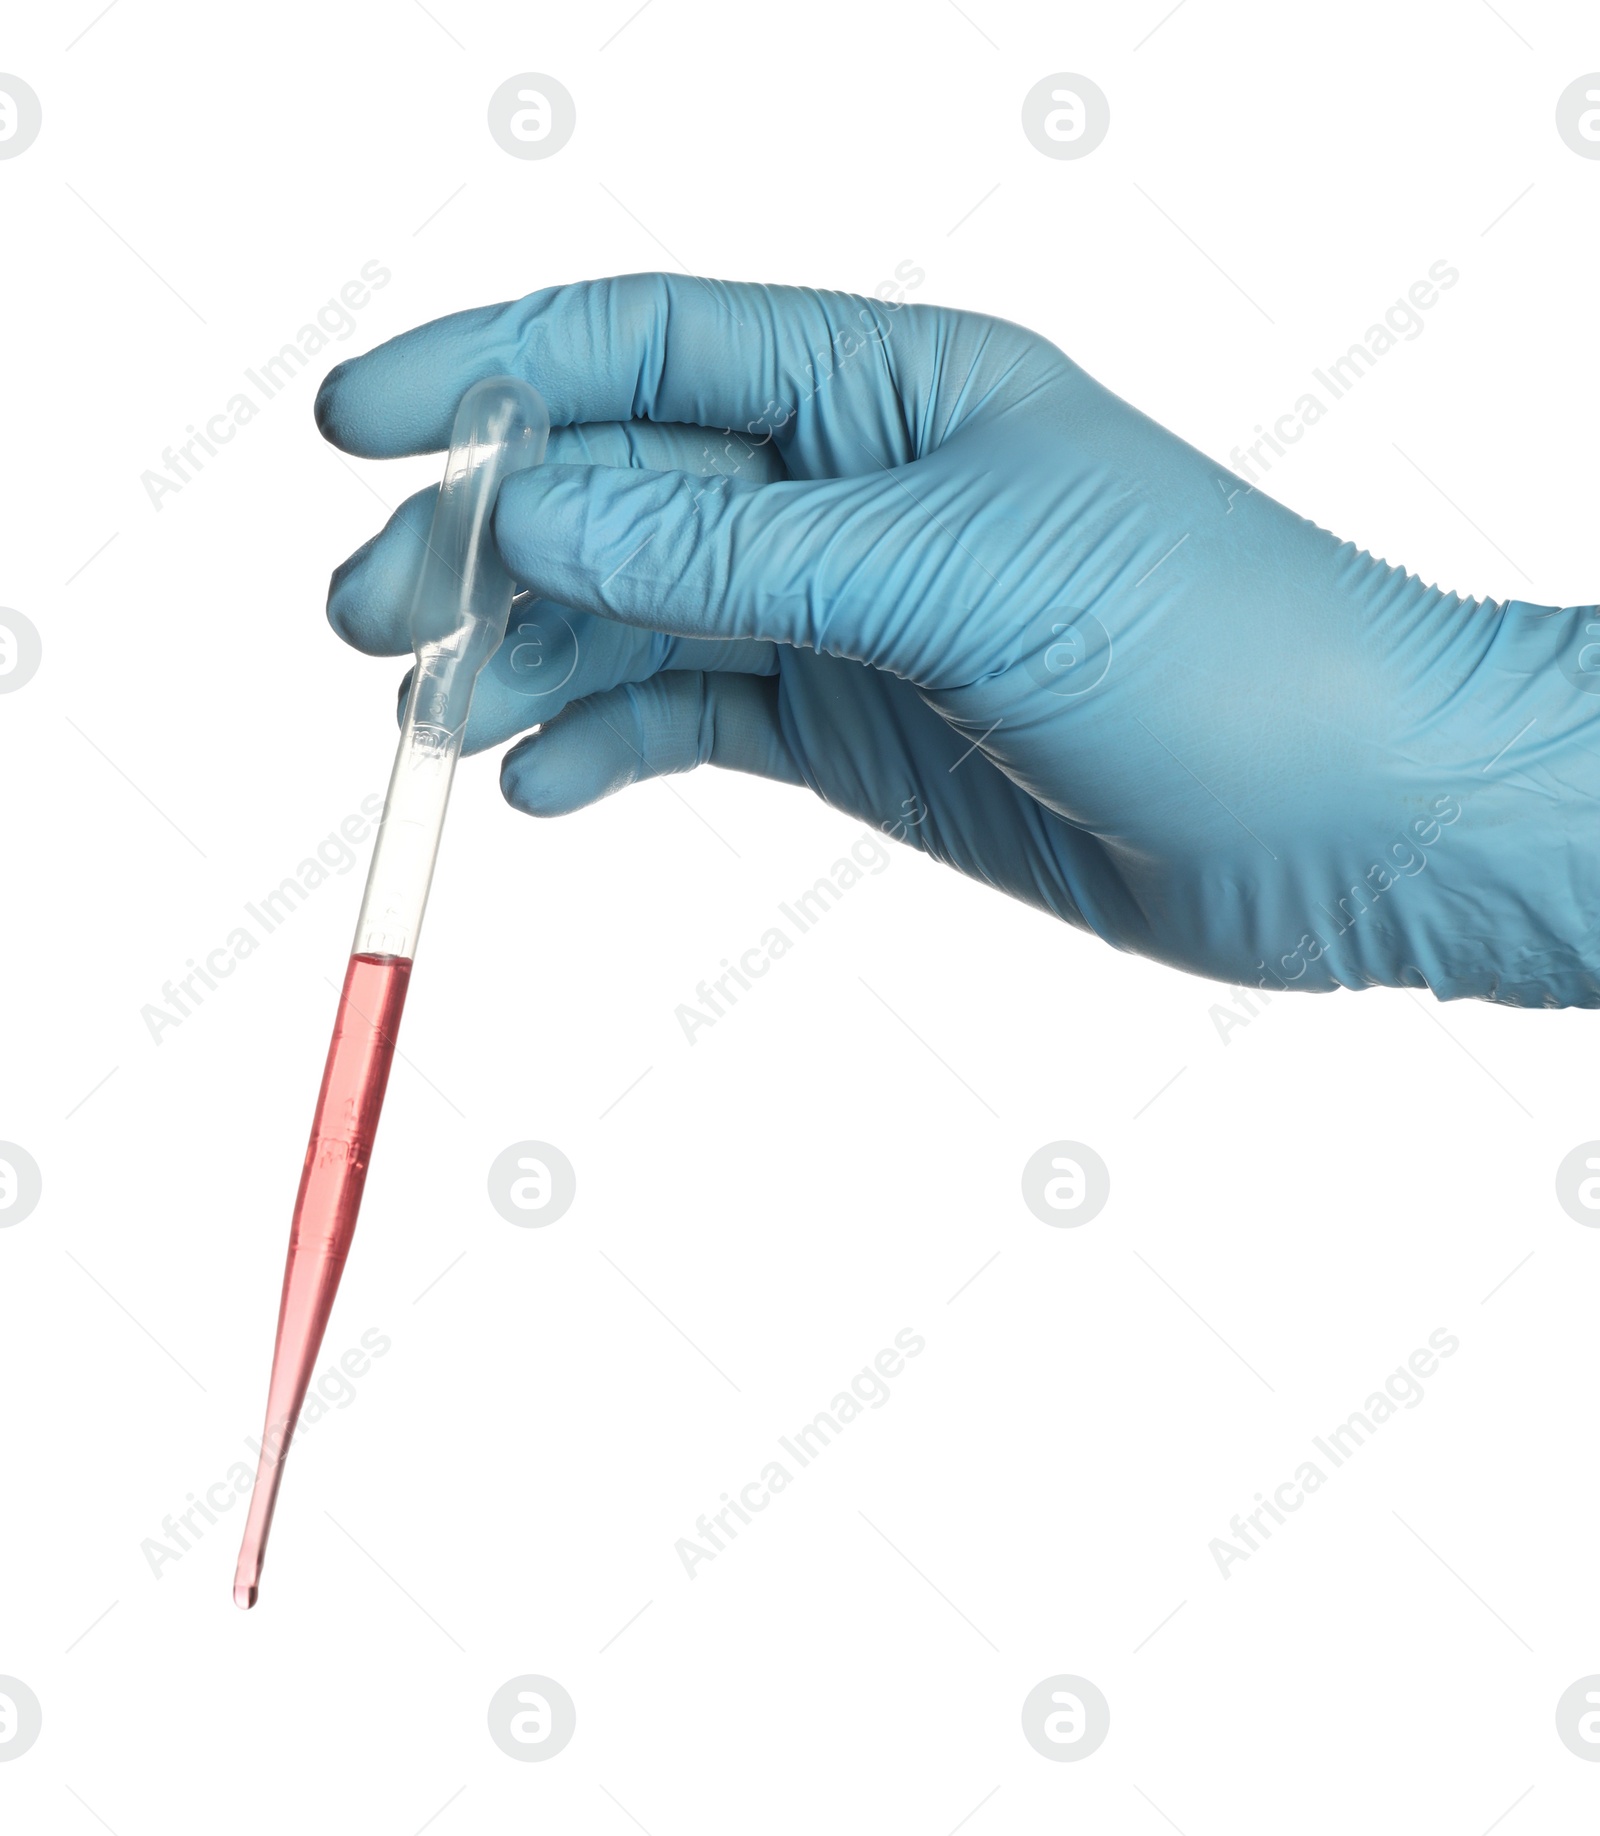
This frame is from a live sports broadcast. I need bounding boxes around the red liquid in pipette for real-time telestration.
[233,952,411,1609]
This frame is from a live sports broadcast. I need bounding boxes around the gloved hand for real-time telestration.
[316,275,1600,1007]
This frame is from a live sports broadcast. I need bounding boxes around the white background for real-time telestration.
[3,1,1599,1829]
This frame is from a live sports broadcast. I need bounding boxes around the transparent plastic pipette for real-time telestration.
[234,376,549,1610]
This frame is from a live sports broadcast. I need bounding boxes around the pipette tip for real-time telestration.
[233,1576,259,1611]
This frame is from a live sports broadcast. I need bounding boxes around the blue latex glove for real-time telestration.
[316,275,1600,1007]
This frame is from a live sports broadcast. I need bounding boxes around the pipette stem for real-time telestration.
[232,952,411,1608]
